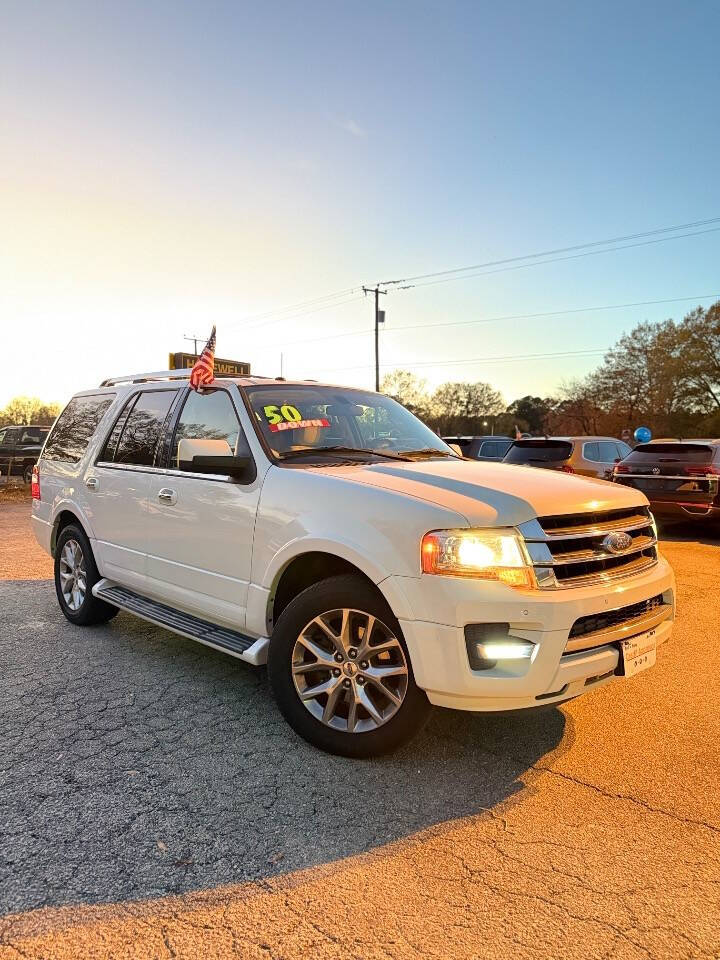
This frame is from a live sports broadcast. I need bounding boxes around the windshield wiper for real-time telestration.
[400,448,460,459]
[278,445,412,462]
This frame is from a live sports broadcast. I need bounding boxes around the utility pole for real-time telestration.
[363,286,387,391]
[183,334,203,355]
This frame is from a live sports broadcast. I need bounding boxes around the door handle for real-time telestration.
[85,476,98,489]
[157,488,177,505]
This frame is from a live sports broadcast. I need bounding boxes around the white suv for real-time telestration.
[31,370,675,756]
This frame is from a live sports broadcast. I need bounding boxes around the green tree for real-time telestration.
[0,396,62,427]
[505,395,553,434]
[380,370,430,417]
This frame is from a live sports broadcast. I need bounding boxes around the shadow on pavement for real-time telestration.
[1,581,568,914]
[658,519,720,545]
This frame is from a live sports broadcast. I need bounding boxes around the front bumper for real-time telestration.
[382,555,675,711]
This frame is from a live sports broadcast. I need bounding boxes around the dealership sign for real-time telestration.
[169,352,251,376]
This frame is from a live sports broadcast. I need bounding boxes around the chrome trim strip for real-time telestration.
[565,604,672,653]
[94,462,234,482]
[518,514,652,541]
[614,473,717,481]
[526,534,657,566]
[539,554,658,590]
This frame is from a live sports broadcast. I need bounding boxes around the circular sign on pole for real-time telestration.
[634,426,652,444]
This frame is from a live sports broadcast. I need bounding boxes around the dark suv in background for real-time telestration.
[442,435,513,461]
[0,424,50,483]
[503,436,632,479]
[613,440,720,524]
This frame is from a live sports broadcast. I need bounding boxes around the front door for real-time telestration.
[144,387,262,629]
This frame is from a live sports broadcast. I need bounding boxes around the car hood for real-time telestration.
[313,458,646,527]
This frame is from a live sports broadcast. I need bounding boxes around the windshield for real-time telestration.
[244,384,455,461]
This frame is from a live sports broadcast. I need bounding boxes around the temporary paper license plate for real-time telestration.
[619,629,657,678]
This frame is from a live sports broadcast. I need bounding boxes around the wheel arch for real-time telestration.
[50,508,89,557]
[269,551,380,630]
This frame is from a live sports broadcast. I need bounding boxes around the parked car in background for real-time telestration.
[503,437,632,479]
[613,440,720,524]
[0,424,50,483]
[442,435,513,461]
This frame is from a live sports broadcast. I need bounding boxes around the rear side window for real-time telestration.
[43,394,115,464]
[112,391,176,467]
[19,428,48,444]
[504,440,573,464]
[479,440,511,458]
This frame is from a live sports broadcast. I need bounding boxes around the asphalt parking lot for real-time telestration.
[1,501,719,959]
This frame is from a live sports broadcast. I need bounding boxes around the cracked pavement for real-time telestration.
[0,502,719,958]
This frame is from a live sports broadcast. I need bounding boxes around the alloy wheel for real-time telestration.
[59,539,87,612]
[291,608,409,733]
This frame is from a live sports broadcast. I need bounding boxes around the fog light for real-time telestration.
[464,624,535,671]
[475,641,534,660]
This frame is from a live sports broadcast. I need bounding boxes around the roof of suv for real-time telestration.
[96,370,354,391]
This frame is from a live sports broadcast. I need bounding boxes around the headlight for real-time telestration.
[421,529,534,588]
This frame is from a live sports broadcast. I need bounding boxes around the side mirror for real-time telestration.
[179,454,253,481]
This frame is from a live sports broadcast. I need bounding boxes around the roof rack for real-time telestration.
[99,370,313,387]
[100,370,193,387]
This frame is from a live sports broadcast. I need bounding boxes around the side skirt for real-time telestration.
[92,579,269,665]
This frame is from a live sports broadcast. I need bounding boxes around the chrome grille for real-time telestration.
[518,506,658,589]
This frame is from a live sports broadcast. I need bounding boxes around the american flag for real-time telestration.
[189,326,216,390]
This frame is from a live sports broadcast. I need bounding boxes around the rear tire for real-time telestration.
[54,524,119,626]
[268,574,431,757]
[23,463,33,485]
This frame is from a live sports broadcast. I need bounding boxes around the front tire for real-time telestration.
[54,524,119,626]
[23,463,34,485]
[267,574,431,757]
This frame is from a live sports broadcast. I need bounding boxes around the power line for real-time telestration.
[312,347,609,374]
[380,216,720,287]
[389,226,720,291]
[385,293,720,334]
[227,287,362,331]
[248,292,720,352]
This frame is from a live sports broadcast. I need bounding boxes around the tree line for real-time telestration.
[383,300,720,439]
[0,396,62,427]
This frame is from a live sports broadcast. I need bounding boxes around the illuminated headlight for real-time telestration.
[421,529,534,588]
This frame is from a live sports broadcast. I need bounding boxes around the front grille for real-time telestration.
[569,594,664,639]
[519,506,658,589]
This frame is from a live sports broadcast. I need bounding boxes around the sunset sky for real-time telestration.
[1,0,719,409]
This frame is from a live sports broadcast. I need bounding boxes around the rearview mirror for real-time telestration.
[179,455,253,481]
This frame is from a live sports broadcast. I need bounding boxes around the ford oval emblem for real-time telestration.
[602,531,633,554]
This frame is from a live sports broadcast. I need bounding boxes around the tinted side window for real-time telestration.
[99,394,138,463]
[583,442,600,462]
[616,441,632,459]
[597,440,621,462]
[19,428,47,445]
[479,441,500,458]
[171,389,242,465]
[44,395,116,464]
[113,391,175,466]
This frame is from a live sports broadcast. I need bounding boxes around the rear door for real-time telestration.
[88,389,179,590]
[144,385,263,628]
[614,443,719,507]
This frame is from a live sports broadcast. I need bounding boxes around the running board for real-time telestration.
[93,580,269,665]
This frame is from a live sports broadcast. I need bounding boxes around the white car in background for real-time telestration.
[31,370,675,756]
